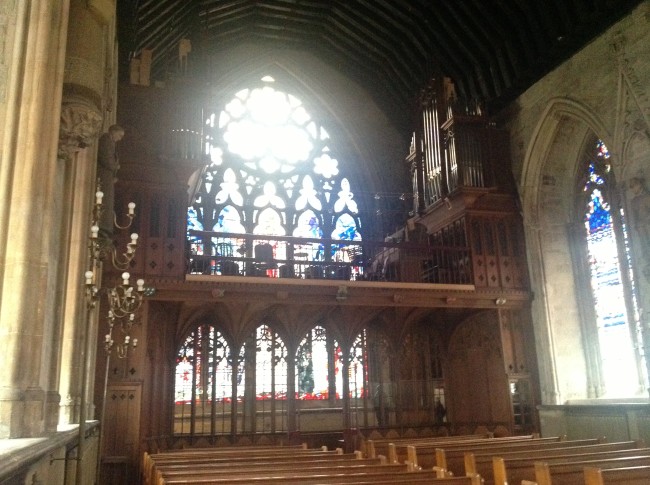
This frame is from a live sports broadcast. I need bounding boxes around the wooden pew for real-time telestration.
[147,442,484,485]
[144,447,348,485]
[464,441,643,483]
[495,451,650,485]
[387,434,555,466]
[433,438,598,476]
[158,468,484,484]
[583,465,650,484]
[364,433,491,459]
[148,453,359,485]
[153,456,392,481]
[532,457,650,485]
[156,461,412,483]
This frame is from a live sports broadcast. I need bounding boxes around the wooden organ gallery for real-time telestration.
[96,74,538,474]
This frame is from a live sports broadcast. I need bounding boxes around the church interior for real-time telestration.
[1,0,650,483]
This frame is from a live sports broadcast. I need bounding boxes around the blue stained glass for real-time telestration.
[187,207,204,255]
[586,188,611,233]
[187,206,204,233]
[332,213,361,241]
[584,142,628,335]
[214,205,245,233]
[587,162,606,186]
[294,210,323,238]
[597,140,610,159]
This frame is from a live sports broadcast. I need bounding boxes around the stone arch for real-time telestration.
[519,98,614,403]
[521,97,611,225]
[205,46,406,191]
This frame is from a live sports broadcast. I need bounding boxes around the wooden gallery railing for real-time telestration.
[187,231,472,285]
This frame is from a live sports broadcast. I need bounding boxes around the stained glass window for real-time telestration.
[174,325,232,434]
[253,324,287,400]
[583,140,642,396]
[349,331,368,399]
[295,326,342,400]
[187,76,362,276]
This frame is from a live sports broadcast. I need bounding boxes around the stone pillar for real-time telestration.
[0,0,72,438]
[522,215,562,405]
[57,0,116,426]
[58,96,102,425]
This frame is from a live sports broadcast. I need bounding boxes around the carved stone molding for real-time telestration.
[58,96,103,161]
[611,31,650,136]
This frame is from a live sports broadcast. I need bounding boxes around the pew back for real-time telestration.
[583,465,650,485]
[465,441,644,483]
[519,454,650,485]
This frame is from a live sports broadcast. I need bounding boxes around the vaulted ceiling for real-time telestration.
[118,0,643,133]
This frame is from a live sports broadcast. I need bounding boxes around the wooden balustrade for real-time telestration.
[187,230,473,285]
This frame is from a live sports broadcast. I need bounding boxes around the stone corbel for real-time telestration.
[58,96,103,161]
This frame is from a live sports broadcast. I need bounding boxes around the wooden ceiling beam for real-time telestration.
[410,2,493,99]
[121,0,646,131]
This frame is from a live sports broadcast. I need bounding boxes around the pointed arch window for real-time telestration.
[187,77,363,277]
[580,139,644,397]
[174,325,233,435]
[242,324,288,433]
[295,326,342,401]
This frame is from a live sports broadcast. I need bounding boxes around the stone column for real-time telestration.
[57,0,117,426]
[522,215,562,404]
[57,96,103,425]
[0,0,72,438]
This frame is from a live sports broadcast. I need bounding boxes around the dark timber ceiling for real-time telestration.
[118,0,643,131]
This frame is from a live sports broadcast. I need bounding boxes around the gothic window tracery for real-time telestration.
[187,77,363,272]
[580,139,644,396]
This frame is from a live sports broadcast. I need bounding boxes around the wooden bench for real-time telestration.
[146,442,484,485]
[495,451,650,485]
[532,456,650,485]
[387,434,554,467]
[153,456,392,481]
[144,447,348,484]
[156,462,413,484]
[433,437,597,476]
[583,464,650,484]
[158,468,484,484]
[364,433,491,458]
[464,441,642,483]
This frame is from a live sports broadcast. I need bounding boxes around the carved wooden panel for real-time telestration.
[146,195,163,276]
[102,384,141,462]
[447,312,510,427]
[500,310,528,375]
[163,198,184,276]
[468,215,528,289]
[470,219,487,286]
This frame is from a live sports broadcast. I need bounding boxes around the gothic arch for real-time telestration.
[176,304,234,345]
[199,44,407,214]
[520,98,626,403]
[521,97,611,225]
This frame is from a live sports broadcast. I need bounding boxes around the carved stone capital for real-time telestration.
[58,96,103,160]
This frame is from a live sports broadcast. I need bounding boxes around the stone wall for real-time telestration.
[502,3,650,403]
